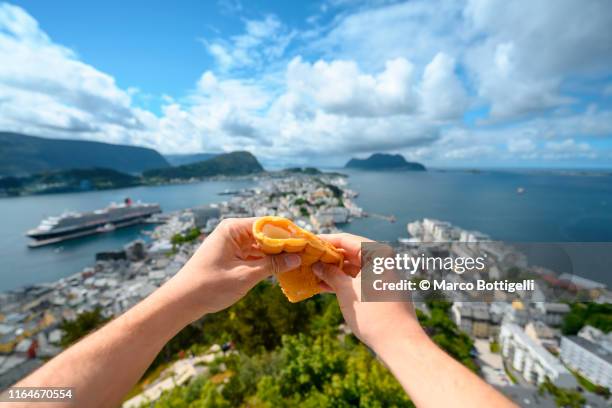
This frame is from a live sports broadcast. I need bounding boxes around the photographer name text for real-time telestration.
[373,279,535,293]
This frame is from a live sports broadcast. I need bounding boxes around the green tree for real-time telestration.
[562,303,612,335]
[171,228,201,248]
[201,281,329,354]
[60,308,109,347]
[418,301,477,372]
[539,379,586,408]
[247,334,413,407]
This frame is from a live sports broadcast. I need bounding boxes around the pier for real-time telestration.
[365,212,396,223]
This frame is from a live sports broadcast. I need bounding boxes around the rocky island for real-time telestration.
[345,153,426,171]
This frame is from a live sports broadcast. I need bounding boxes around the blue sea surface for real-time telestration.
[0,170,611,291]
[342,169,612,242]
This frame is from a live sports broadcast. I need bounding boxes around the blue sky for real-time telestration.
[1,0,612,168]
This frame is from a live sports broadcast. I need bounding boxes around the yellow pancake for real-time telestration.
[253,216,344,302]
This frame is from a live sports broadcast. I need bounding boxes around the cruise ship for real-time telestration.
[26,198,161,247]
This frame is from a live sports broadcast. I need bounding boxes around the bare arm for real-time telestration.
[10,218,300,408]
[14,275,200,407]
[314,233,515,408]
[374,328,514,408]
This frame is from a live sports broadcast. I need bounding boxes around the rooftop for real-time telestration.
[563,335,612,365]
[503,322,567,373]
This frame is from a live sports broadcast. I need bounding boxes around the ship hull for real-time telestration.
[27,208,160,248]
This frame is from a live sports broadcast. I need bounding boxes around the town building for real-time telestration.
[500,322,575,387]
[534,302,571,327]
[560,336,612,389]
[315,207,349,226]
[524,321,558,349]
[452,302,494,338]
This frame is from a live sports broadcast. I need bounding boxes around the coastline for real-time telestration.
[0,169,348,199]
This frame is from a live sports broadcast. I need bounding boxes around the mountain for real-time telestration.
[345,153,426,171]
[143,151,264,180]
[0,132,170,176]
[0,168,141,196]
[165,153,219,166]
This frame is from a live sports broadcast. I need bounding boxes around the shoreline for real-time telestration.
[0,169,349,199]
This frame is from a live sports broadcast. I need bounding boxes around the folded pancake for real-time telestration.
[253,216,344,302]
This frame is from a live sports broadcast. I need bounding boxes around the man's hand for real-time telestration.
[11,217,301,408]
[174,217,301,321]
[313,233,516,408]
[312,233,427,350]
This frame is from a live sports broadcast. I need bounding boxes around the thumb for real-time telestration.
[270,253,302,275]
[312,262,352,292]
[241,253,301,284]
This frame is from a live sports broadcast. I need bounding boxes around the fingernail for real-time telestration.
[312,262,323,276]
[283,254,301,268]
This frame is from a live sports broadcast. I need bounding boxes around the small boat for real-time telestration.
[218,189,240,195]
[516,187,525,194]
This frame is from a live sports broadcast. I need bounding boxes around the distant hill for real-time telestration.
[345,153,426,171]
[143,151,264,180]
[0,168,141,196]
[165,153,219,166]
[0,132,170,176]
[284,167,323,175]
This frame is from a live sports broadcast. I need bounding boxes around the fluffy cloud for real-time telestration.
[464,0,612,119]
[283,53,467,121]
[0,3,145,143]
[313,0,466,71]
[285,57,417,117]
[202,15,294,72]
[420,53,468,120]
[507,138,536,154]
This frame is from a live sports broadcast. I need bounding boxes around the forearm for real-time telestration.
[374,330,515,408]
[15,273,197,408]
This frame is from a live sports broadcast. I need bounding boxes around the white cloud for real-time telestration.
[464,0,612,119]
[0,3,145,144]
[420,53,468,120]
[283,53,468,121]
[313,0,466,71]
[202,15,294,72]
[541,139,595,161]
[507,138,536,154]
[285,56,417,117]
[545,139,591,153]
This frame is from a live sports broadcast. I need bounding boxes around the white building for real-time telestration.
[524,321,558,349]
[576,325,612,353]
[459,230,490,242]
[558,274,605,290]
[561,336,612,389]
[316,207,349,225]
[500,322,575,387]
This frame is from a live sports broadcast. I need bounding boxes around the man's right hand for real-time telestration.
[312,233,428,351]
